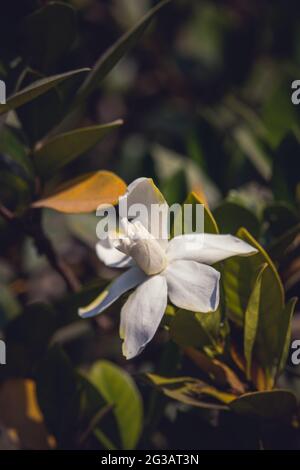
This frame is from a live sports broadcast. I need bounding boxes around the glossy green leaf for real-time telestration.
[244,264,267,379]
[89,360,143,450]
[0,68,89,115]
[33,120,123,178]
[230,390,297,420]
[76,0,171,101]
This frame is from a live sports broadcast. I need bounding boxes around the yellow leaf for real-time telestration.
[32,171,126,213]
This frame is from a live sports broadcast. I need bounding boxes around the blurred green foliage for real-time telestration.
[0,0,299,451]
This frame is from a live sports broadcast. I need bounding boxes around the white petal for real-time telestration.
[165,260,220,312]
[96,238,133,268]
[167,233,258,265]
[119,177,169,249]
[115,219,167,275]
[78,267,146,318]
[120,275,168,359]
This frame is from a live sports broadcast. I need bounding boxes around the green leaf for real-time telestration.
[223,228,284,326]
[0,125,34,181]
[223,228,285,387]
[170,309,222,355]
[16,68,89,143]
[174,191,219,236]
[33,120,123,178]
[21,2,76,73]
[0,68,89,115]
[263,84,298,149]
[89,360,143,450]
[214,201,260,238]
[76,0,171,102]
[230,390,297,420]
[146,374,236,409]
[244,264,267,379]
[162,169,188,206]
[77,374,120,450]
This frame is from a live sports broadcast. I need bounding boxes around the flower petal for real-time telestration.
[119,177,169,249]
[79,267,146,318]
[165,260,220,312]
[120,275,168,359]
[167,233,258,265]
[96,238,133,268]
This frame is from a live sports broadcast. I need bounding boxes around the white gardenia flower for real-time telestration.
[79,177,257,360]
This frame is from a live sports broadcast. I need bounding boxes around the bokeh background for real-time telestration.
[0,0,300,450]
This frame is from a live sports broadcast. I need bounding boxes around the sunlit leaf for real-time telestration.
[147,374,236,409]
[32,171,126,213]
[185,347,245,394]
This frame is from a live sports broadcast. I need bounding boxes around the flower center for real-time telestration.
[114,219,168,275]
